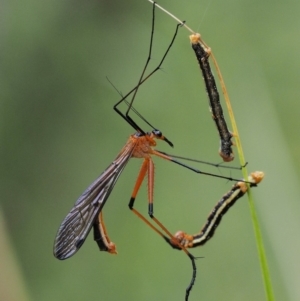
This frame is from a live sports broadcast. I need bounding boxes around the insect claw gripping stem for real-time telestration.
[242,162,248,168]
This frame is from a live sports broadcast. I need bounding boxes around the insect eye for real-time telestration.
[135,132,144,137]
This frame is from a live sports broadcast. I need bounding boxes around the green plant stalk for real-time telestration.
[247,188,275,300]
[211,54,275,301]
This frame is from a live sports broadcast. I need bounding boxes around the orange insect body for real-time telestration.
[131,132,158,158]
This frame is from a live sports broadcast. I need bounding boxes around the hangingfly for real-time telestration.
[53,2,252,301]
[54,130,171,259]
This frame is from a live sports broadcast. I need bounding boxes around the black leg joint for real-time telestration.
[129,197,135,210]
[148,203,154,217]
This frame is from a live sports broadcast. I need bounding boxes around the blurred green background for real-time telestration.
[1,0,300,300]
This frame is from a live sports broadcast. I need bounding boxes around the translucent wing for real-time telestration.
[54,142,135,260]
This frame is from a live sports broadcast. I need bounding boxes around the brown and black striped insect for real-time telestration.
[190,33,234,162]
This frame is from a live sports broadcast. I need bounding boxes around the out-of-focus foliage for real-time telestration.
[1,0,300,300]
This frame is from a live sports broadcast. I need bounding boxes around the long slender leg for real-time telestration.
[145,158,197,301]
[123,150,198,300]
[113,3,182,133]
[125,2,156,117]
[151,149,250,183]
[128,158,170,240]
[128,158,194,254]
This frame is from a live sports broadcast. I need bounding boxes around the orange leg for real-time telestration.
[93,211,117,254]
[129,157,194,258]
[128,156,197,298]
[129,158,169,239]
